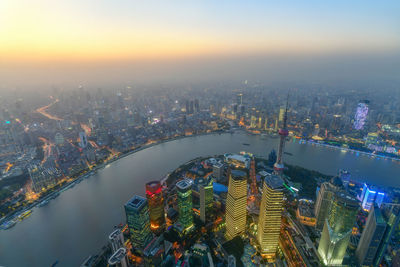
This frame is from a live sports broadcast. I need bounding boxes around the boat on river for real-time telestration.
[17,210,32,221]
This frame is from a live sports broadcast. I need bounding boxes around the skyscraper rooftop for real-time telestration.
[230,170,247,180]
[176,179,193,191]
[265,175,284,190]
[125,195,147,211]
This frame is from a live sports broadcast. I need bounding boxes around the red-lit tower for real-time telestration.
[145,181,165,234]
[274,94,289,175]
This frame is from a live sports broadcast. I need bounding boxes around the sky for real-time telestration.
[1,0,400,88]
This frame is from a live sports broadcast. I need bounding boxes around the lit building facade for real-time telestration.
[318,192,359,266]
[356,204,386,266]
[353,100,369,130]
[314,177,343,231]
[358,183,385,212]
[176,179,194,231]
[257,175,284,260]
[145,181,165,234]
[124,195,153,251]
[199,178,214,223]
[225,170,247,240]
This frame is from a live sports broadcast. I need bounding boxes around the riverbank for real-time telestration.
[302,139,400,162]
[2,131,400,267]
[0,130,228,226]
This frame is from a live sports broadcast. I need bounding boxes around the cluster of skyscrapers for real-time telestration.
[314,174,400,266]
[224,168,285,261]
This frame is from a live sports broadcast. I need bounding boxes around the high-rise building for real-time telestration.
[278,106,285,123]
[338,169,351,187]
[250,115,257,128]
[185,100,190,114]
[54,132,64,146]
[314,177,344,231]
[356,204,386,266]
[257,117,262,129]
[109,229,125,253]
[257,175,284,260]
[79,131,88,148]
[318,192,359,266]
[212,162,224,180]
[189,243,214,267]
[108,247,128,267]
[236,93,243,105]
[225,170,247,240]
[124,195,153,251]
[357,183,385,212]
[194,99,200,113]
[189,100,194,114]
[264,117,268,130]
[145,181,165,234]
[143,235,166,267]
[373,204,400,266]
[199,178,214,223]
[353,100,369,130]
[176,179,194,231]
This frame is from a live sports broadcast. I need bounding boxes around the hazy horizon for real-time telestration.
[1,0,400,90]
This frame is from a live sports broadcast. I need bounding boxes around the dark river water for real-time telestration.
[1,132,399,267]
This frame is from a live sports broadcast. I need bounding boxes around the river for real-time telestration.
[1,132,399,267]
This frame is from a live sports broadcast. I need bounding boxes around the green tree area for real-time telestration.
[0,188,14,202]
[284,165,332,199]
[0,173,29,199]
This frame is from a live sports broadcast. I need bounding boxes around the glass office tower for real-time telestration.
[124,195,153,251]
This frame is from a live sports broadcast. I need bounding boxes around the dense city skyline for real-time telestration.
[1,2,400,266]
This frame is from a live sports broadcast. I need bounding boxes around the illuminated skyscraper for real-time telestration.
[314,177,344,231]
[257,175,284,260]
[264,117,268,130]
[353,100,369,130]
[250,115,257,128]
[124,195,153,251]
[278,106,285,123]
[318,192,359,266]
[225,170,247,240]
[146,181,165,234]
[199,178,213,223]
[176,179,194,231]
[357,183,385,212]
[356,204,386,266]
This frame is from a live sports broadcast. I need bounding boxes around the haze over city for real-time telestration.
[1,1,400,267]
[2,0,400,89]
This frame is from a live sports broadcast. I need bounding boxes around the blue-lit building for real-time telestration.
[124,195,153,251]
[358,184,385,212]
